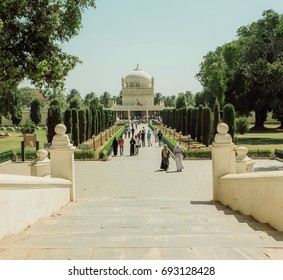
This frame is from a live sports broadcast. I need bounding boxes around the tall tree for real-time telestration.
[30,98,42,125]
[99,91,111,108]
[154,92,163,105]
[0,0,96,115]
[175,93,187,109]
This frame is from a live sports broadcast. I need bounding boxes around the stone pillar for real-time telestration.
[29,149,50,177]
[49,124,76,201]
[212,123,236,201]
[146,110,149,123]
[128,110,131,121]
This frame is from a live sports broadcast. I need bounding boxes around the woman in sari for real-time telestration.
[160,144,170,171]
[174,144,184,172]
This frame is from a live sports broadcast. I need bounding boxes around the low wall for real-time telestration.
[0,174,71,240]
[219,171,283,231]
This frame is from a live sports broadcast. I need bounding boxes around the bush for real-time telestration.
[247,149,271,158]
[183,149,211,159]
[222,103,236,140]
[201,107,211,147]
[74,150,96,160]
[47,101,62,143]
[236,117,249,134]
[71,108,79,146]
[21,119,36,134]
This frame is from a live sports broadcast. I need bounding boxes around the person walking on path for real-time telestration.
[157,130,163,146]
[147,130,152,146]
[160,144,170,171]
[111,137,118,156]
[127,126,131,138]
[131,127,135,137]
[135,135,140,155]
[174,144,184,172]
[130,136,136,156]
[118,135,124,156]
[141,128,146,147]
[124,126,128,138]
[153,128,158,142]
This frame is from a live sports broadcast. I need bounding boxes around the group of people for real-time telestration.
[111,126,155,157]
[160,144,184,172]
[111,125,184,172]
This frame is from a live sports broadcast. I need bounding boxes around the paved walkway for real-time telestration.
[1,124,283,260]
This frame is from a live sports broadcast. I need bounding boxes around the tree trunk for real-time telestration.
[250,109,267,131]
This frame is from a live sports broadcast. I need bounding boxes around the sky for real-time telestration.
[34,0,283,97]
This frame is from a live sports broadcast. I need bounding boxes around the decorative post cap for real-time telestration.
[51,124,72,148]
[214,122,233,145]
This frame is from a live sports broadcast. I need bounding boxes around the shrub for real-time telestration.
[196,105,203,143]
[64,108,72,134]
[71,108,79,146]
[236,117,249,134]
[213,100,220,137]
[201,107,212,147]
[222,103,236,140]
[47,100,62,143]
[190,108,198,140]
[74,150,95,160]
[78,108,86,144]
[21,119,36,134]
[30,99,42,125]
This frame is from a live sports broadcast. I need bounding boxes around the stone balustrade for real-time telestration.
[212,122,283,231]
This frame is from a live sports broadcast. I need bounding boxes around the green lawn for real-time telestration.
[236,131,283,151]
[0,129,48,153]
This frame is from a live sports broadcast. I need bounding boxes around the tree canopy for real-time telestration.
[0,0,96,115]
[196,9,283,129]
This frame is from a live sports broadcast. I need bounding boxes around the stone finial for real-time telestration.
[236,146,255,173]
[236,146,248,161]
[51,124,72,148]
[30,149,50,166]
[214,123,232,145]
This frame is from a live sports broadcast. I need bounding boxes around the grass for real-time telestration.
[0,129,47,153]
[235,131,283,151]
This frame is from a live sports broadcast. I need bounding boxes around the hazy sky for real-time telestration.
[59,0,283,97]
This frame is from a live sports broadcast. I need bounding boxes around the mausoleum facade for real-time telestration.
[112,65,164,120]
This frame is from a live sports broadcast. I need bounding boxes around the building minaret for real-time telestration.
[121,77,125,89]
[151,77,154,88]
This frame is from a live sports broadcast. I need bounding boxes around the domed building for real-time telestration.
[112,64,164,120]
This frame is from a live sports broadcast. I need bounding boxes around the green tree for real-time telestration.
[99,91,111,108]
[163,95,176,107]
[64,108,72,134]
[71,108,79,146]
[0,0,96,113]
[47,99,62,143]
[223,103,236,140]
[154,92,163,105]
[10,89,22,125]
[84,92,97,107]
[78,108,86,144]
[201,107,212,147]
[196,48,228,108]
[30,99,42,125]
[176,93,187,109]
[190,108,198,141]
[196,105,203,143]
[226,10,283,130]
[66,89,82,104]
[213,99,220,137]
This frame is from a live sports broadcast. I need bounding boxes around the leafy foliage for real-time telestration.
[0,0,96,114]
[30,99,42,125]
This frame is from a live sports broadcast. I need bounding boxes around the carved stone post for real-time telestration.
[29,149,50,177]
[49,124,76,201]
[212,123,236,201]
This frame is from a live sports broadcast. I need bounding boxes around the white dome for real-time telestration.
[125,64,151,83]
